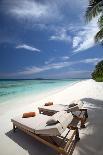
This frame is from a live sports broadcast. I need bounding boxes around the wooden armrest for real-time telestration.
[79,108,87,111]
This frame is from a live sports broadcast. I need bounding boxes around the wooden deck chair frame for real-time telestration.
[39,106,88,129]
[12,121,80,155]
[71,108,88,128]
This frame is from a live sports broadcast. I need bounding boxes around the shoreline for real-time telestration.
[0,79,103,155]
[0,79,83,115]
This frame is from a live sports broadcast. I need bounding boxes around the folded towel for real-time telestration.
[22,112,36,118]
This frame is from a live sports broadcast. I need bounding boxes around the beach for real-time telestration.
[0,79,103,155]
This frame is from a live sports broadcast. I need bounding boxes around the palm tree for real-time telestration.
[85,0,103,43]
[92,60,103,81]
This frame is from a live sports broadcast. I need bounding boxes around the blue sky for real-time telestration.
[0,0,103,79]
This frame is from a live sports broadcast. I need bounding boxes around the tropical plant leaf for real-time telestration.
[95,28,103,42]
[98,15,103,29]
[85,0,102,22]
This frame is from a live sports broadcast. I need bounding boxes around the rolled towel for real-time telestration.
[22,112,36,118]
[45,102,53,106]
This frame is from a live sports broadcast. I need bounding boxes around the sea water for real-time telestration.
[0,79,81,103]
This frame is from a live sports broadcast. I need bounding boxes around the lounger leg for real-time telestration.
[73,115,85,128]
[85,109,88,118]
[75,127,80,141]
[39,109,42,114]
[80,118,85,128]
[13,124,17,132]
[80,109,88,118]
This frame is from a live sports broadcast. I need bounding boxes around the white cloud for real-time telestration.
[0,69,92,78]
[0,0,90,49]
[45,58,55,65]
[45,56,70,65]
[50,28,71,42]
[1,0,88,25]
[72,18,99,53]
[62,56,70,60]
[50,70,92,79]
[49,17,99,50]
[17,57,103,76]
[1,57,102,77]
[19,66,45,75]
[17,62,68,76]
[9,1,48,19]
[73,37,82,48]
[16,44,40,52]
[82,58,102,65]
[2,0,61,24]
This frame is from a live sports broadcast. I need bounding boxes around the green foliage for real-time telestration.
[85,0,102,22]
[85,0,103,43]
[98,15,103,29]
[92,60,103,82]
[95,27,103,42]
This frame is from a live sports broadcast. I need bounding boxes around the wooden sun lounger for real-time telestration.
[11,111,80,155]
[38,102,88,128]
[11,120,80,155]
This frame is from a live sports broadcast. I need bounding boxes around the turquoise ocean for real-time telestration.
[0,79,82,103]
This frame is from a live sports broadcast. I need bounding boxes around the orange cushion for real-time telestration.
[22,112,36,118]
[45,102,53,106]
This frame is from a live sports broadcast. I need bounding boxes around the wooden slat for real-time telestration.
[64,130,76,152]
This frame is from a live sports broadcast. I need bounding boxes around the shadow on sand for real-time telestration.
[6,129,57,155]
[6,125,77,155]
[75,98,103,155]
[6,129,77,155]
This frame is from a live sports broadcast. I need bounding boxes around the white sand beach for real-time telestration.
[0,79,103,155]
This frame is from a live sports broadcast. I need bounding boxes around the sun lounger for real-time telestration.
[11,111,80,155]
[38,100,88,128]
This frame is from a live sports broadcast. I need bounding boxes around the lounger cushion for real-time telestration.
[11,113,64,136]
[22,112,36,118]
[12,114,48,133]
[35,111,73,135]
[53,111,73,130]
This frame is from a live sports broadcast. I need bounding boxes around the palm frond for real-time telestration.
[85,0,102,22]
[98,15,103,29]
[95,28,103,42]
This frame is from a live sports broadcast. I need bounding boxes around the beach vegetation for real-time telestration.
[86,0,103,43]
[92,60,103,82]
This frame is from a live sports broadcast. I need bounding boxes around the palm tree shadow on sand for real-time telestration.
[73,98,103,155]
